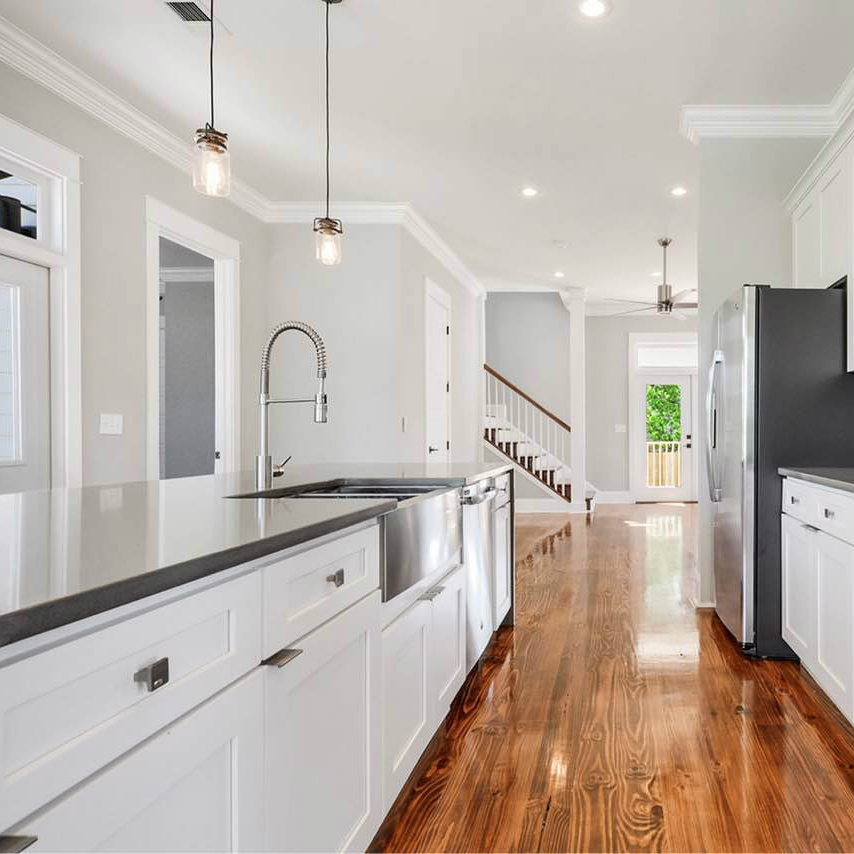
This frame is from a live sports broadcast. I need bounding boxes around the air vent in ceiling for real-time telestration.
[166,2,210,23]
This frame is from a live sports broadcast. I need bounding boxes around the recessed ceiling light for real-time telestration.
[521,186,539,198]
[554,271,565,279]
[670,186,688,197]
[579,0,612,18]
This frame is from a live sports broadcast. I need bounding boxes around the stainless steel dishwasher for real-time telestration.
[462,479,497,672]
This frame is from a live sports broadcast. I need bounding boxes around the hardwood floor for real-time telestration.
[371,503,854,853]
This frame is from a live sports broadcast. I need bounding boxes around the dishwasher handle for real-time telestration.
[461,488,497,506]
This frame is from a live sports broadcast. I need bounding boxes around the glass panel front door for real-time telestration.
[646,383,683,488]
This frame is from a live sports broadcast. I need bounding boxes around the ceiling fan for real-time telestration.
[601,238,697,319]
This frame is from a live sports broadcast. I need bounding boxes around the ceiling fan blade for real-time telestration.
[599,297,658,306]
[673,301,697,309]
[604,306,658,318]
[670,289,697,304]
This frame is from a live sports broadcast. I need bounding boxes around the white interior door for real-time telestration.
[425,280,451,463]
[0,254,49,494]
[632,373,693,502]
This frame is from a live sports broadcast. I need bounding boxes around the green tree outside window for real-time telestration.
[646,384,681,442]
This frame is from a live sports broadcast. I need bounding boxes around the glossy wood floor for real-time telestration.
[371,504,854,853]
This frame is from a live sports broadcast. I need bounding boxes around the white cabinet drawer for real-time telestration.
[7,669,265,852]
[0,572,262,831]
[782,478,820,525]
[262,525,379,658]
[815,491,854,546]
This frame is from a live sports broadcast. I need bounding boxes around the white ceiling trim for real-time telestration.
[269,202,484,296]
[680,65,854,145]
[0,15,484,296]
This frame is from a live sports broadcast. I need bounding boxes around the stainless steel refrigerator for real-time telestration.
[707,283,854,658]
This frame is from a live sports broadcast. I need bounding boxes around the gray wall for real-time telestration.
[0,61,269,485]
[264,223,484,466]
[485,293,570,423]
[163,281,215,479]
[586,314,697,493]
[696,137,823,602]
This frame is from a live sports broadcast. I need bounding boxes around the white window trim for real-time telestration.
[145,197,241,480]
[0,111,82,488]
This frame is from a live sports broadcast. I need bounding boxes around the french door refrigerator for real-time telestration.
[707,283,854,658]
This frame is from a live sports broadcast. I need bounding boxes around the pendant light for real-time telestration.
[193,0,231,197]
[314,0,343,265]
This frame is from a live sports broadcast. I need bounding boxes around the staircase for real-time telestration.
[483,364,593,511]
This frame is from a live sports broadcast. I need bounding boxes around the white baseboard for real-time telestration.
[516,498,588,514]
[594,490,633,504]
[689,597,717,609]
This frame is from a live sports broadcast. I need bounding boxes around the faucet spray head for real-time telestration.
[314,376,328,423]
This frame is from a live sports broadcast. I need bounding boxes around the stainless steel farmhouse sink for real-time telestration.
[231,480,463,602]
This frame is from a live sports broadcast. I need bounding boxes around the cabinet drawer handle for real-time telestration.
[262,648,303,668]
[418,586,445,602]
[824,508,836,520]
[0,836,38,853]
[802,523,819,533]
[326,568,345,588]
[790,496,800,505]
[133,657,169,692]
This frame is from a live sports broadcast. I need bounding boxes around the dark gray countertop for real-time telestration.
[778,467,854,494]
[0,462,510,649]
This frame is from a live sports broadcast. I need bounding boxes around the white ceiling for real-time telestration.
[1,0,853,302]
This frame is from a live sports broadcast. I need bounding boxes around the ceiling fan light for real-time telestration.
[314,217,343,266]
[193,127,231,197]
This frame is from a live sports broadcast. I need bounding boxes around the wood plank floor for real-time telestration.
[370,503,854,853]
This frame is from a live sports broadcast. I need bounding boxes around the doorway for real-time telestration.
[424,279,451,463]
[628,333,698,503]
[145,198,241,480]
[0,254,49,494]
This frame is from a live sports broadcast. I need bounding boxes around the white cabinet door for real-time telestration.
[793,194,822,288]
[381,599,432,812]
[264,591,382,854]
[819,159,850,287]
[493,503,512,627]
[781,513,817,665]
[430,565,466,719]
[814,530,854,721]
[9,669,265,852]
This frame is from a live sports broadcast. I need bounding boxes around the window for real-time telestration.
[0,170,38,241]
[0,285,19,462]
[636,342,698,369]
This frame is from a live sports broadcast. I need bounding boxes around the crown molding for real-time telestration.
[680,65,854,146]
[679,104,837,145]
[0,15,483,295]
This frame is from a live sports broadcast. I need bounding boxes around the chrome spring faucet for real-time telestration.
[256,322,328,490]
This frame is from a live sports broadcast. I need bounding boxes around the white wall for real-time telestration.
[696,137,823,603]
[264,223,483,465]
[586,314,697,493]
[0,61,269,485]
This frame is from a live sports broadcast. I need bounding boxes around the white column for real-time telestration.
[563,289,587,513]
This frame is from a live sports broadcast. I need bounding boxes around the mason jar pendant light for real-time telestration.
[314,0,344,265]
[193,0,231,197]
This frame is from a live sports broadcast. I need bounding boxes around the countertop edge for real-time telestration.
[0,500,395,650]
[778,468,854,494]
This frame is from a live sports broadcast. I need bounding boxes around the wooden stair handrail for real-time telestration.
[484,364,571,433]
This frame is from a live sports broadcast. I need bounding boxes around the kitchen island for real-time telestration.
[0,462,513,853]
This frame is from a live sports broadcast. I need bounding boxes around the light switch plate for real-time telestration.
[100,413,124,435]
[615,424,627,433]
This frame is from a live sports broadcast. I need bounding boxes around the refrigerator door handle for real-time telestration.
[705,350,723,503]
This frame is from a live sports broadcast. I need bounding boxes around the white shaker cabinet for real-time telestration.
[264,590,382,854]
[8,669,265,853]
[430,564,467,720]
[781,512,817,663]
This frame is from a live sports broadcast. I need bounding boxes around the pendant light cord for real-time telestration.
[325,0,331,219]
[209,0,215,129]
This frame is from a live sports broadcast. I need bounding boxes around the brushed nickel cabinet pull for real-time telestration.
[790,496,800,505]
[419,586,445,602]
[133,657,169,692]
[0,836,38,853]
[824,508,836,519]
[326,568,345,587]
[262,648,303,668]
